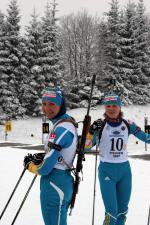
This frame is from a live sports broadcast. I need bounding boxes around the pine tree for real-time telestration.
[3,0,25,118]
[135,0,150,82]
[95,0,150,104]
[0,11,8,117]
[40,0,63,87]
[95,0,130,104]
[129,0,150,104]
[114,3,137,103]
[25,9,44,116]
[96,0,125,98]
[95,20,111,93]
[104,0,121,80]
[17,37,32,115]
[118,4,136,82]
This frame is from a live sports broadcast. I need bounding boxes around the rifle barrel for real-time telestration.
[87,74,96,116]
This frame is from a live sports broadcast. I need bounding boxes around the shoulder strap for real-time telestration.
[98,119,107,141]
[122,119,130,135]
[51,117,78,133]
[57,117,78,128]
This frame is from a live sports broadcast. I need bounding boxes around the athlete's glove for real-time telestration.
[32,153,45,165]
[27,162,41,174]
[89,119,103,135]
[23,153,45,174]
[28,153,45,174]
[23,154,33,168]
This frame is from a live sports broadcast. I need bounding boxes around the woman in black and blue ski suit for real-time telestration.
[86,93,150,225]
[25,87,78,225]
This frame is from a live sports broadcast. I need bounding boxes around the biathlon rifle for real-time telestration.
[69,74,96,214]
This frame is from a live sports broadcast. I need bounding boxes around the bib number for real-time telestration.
[110,138,123,151]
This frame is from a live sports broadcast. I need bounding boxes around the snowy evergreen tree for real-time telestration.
[25,9,44,116]
[134,0,150,82]
[118,4,136,83]
[117,0,150,104]
[17,37,32,115]
[128,0,150,104]
[103,0,121,80]
[2,0,25,118]
[95,0,127,100]
[40,0,63,87]
[95,19,112,96]
[0,11,8,117]
[95,0,150,105]
[113,3,138,103]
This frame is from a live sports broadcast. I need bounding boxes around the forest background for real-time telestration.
[0,0,150,118]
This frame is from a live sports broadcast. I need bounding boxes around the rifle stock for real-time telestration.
[69,75,96,213]
[76,115,91,172]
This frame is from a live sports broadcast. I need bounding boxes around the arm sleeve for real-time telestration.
[129,122,150,143]
[38,126,74,176]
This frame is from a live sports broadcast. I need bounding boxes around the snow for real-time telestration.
[0,105,150,225]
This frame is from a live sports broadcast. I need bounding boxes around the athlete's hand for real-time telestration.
[23,154,33,168]
[89,119,103,134]
[32,153,45,165]
[28,162,41,174]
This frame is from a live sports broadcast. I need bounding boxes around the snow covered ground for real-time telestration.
[0,105,150,225]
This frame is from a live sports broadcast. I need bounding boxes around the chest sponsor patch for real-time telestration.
[121,126,126,131]
[112,130,120,135]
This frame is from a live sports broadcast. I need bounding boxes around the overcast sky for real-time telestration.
[1,0,150,29]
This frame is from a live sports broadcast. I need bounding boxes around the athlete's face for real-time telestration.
[105,104,121,119]
[42,101,60,119]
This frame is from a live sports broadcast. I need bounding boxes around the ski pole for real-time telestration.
[91,129,100,225]
[11,174,37,225]
[0,167,26,220]
[147,206,150,225]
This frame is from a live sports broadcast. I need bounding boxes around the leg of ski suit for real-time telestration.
[40,169,74,225]
[98,161,132,225]
[116,166,132,225]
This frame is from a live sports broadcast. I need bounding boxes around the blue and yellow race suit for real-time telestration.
[38,113,77,225]
[85,118,150,225]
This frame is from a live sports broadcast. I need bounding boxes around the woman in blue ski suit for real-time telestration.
[25,87,78,225]
[86,93,150,225]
